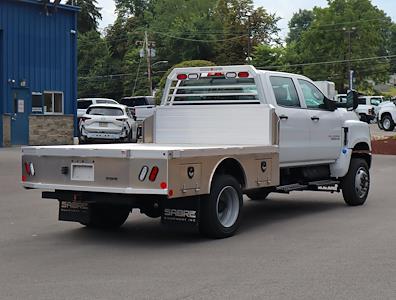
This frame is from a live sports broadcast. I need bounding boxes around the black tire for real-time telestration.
[199,175,243,239]
[82,204,130,229]
[377,118,384,130]
[382,115,395,131]
[246,190,271,201]
[341,158,370,207]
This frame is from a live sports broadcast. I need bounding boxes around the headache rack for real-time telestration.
[162,65,263,106]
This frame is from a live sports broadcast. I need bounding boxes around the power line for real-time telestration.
[258,54,396,69]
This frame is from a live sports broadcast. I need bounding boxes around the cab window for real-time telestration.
[298,79,326,110]
[270,77,300,108]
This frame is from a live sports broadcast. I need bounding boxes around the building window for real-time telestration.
[32,93,43,114]
[43,91,63,114]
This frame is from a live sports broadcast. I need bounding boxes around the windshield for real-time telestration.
[96,99,116,104]
[370,98,382,106]
[87,107,124,116]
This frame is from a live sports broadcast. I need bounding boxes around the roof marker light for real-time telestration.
[177,74,188,80]
[238,71,250,78]
[226,72,237,79]
[188,73,199,80]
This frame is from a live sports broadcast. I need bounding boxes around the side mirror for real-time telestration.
[347,90,359,111]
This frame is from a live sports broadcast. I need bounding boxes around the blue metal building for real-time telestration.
[0,0,78,146]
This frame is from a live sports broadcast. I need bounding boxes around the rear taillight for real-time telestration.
[24,162,35,176]
[149,166,159,182]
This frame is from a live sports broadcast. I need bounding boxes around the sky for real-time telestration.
[71,0,396,35]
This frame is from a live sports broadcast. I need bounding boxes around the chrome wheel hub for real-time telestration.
[383,118,391,130]
[355,167,369,199]
[216,186,239,228]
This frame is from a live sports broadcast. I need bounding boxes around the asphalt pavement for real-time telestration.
[0,148,395,299]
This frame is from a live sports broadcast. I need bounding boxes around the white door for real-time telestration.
[269,76,311,165]
[297,79,343,162]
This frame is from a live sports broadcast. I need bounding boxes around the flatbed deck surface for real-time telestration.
[22,143,278,158]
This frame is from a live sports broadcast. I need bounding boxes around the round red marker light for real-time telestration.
[168,189,174,197]
[160,182,167,189]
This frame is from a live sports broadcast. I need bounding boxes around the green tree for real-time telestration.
[77,31,123,100]
[213,0,280,65]
[286,9,315,44]
[294,0,392,92]
[66,0,102,33]
[252,44,284,69]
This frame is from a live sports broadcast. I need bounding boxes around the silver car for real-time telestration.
[79,104,137,143]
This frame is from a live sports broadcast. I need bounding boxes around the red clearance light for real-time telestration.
[168,189,174,197]
[22,175,27,182]
[160,182,167,189]
[177,74,188,80]
[149,166,159,182]
[238,72,250,78]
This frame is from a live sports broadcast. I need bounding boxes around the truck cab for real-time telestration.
[162,66,370,179]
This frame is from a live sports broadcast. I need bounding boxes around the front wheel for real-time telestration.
[382,115,395,131]
[199,175,243,239]
[81,204,130,229]
[341,158,370,206]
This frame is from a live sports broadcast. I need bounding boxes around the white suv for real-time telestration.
[77,98,118,119]
[79,104,138,143]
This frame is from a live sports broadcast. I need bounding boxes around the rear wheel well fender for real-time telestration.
[210,158,247,191]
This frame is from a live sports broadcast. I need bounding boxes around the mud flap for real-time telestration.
[161,196,200,227]
[59,201,91,224]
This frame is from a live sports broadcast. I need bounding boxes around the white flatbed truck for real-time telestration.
[21,66,371,238]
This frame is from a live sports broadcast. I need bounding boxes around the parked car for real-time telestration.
[79,104,137,143]
[335,94,375,123]
[377,100,396,131]
[118,96,156,121]
[77,98,118,119]
[359,96,385,116]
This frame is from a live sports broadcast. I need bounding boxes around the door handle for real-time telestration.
[279,115,289,120]
[311,116,320,121]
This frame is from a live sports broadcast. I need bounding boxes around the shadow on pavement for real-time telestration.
[47,196,346,247]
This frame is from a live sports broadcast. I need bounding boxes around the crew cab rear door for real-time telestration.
[267,75,311,165]
[297,79,343,162]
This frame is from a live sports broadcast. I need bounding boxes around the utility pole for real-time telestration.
[145,31,153,96]
[246,13,252,63]
[343,27,356,90]
[137,32,156,96]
